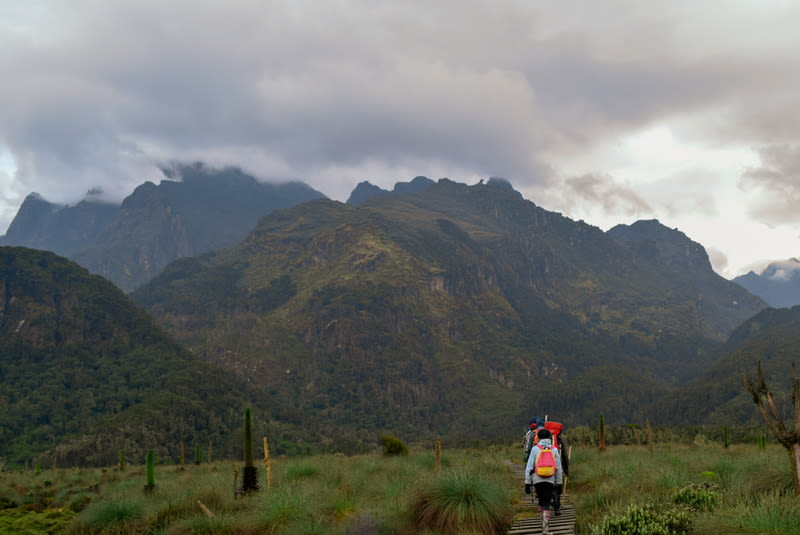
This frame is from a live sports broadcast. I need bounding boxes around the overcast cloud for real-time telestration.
[1,0,799,278]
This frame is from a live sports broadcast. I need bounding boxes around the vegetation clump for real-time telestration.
[671,482,719,511]
[81,499,146,534]
[411,468,514,535]
[590,502,691,535]
[380,435,409,456]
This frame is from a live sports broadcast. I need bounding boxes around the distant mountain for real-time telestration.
[132,178,766,438]
[0,193,118,256]
[649,305,800,426]
[0,246,286,467]
[1,163,326,291]
[346,175,435,205]
[733,258,800,308]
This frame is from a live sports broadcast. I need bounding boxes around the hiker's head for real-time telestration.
[530,417,544,429]
[537,429,551,440]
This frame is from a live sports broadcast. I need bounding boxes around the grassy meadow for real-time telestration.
[1,438,799,534]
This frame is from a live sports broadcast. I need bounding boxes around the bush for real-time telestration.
[411,469,514,535]
[380,435,409,456]
[590,503,691,535]
[672,483,719,511]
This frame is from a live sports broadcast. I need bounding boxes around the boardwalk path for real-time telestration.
[505,460,576,535]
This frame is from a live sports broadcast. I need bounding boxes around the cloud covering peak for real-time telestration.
[2,0,800,278]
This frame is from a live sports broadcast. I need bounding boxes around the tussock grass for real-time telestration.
[741,490,800,533]
[6,441,796,534]
[569,443,796,535]
[2,448,515,534]
[79,499,146,534]
[410,466,516,535]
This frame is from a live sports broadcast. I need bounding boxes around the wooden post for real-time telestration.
[434,437,442,473]
[144,450,155,493]
[197,500,214,518]
[179,441,185,468]
[598,414,606,452]
[263,436,273,489]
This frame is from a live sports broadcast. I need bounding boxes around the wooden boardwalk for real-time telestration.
[506,461,576,535]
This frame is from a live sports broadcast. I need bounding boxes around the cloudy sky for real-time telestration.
[1,1,799,279]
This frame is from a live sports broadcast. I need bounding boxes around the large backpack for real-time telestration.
[534,446,557,477]
[544,421,563,450]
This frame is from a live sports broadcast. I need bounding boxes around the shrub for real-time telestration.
[380,435,409,456]
[590,503,691,535]
[411,469,514,535]
[672,483,719,511]
[80,499,146,534]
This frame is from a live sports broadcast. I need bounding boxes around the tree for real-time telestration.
[742,362,800,495]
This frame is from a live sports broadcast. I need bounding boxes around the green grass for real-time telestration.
[0,448,517,534]
[1,442,797,534]
[569,443,798,535]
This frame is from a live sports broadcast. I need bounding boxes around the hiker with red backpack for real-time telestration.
[543,420,569,515]
[524,428,563,535]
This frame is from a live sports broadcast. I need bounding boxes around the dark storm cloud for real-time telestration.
[1,0,799,236]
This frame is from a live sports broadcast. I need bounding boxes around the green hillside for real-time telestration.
[0,247,280,466]
[650,305,800,425]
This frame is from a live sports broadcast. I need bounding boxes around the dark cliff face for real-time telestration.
[72,166,327,291]
[3,164,327,292]
[1,194,119,256]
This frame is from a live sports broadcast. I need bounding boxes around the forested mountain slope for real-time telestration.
[0,247,283,466]
[648,305,800,425]
[132,178,766,438]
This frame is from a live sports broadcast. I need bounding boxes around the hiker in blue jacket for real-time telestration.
[524,428,563,535]
[522,416,545,463]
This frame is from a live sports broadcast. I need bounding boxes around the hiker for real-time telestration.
[522,416,545,463]
[524,428,563,535]
[544,420,569,515]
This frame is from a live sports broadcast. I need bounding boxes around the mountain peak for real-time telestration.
[347,176,437,205]
[607,219,711,271]
[734,258,800,308]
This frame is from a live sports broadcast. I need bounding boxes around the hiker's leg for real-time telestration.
[534,483,555,534]
[553,483,563,514]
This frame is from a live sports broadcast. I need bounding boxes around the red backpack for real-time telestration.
[544,421,563,449]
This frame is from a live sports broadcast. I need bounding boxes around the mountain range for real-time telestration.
[0,163,325,292]
[733,258,800,308]
[130,178,764,434]
[2,169,798,466]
